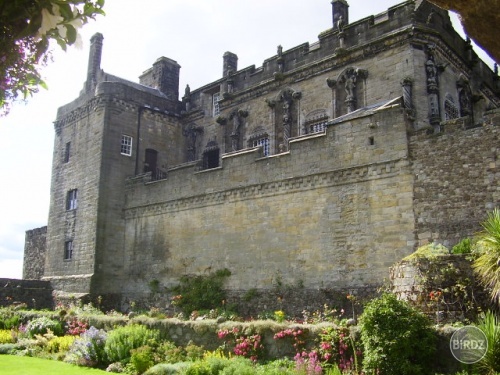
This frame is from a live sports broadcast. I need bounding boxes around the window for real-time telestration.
[251,137,270,156]
[213,92,221,117]
[309,120,328,134]
[203,149,220,169]
[121,134,133,156]
[66,189,78,210]
[64,240,73,260]
[444,94,459,120]
[64,142,71,163]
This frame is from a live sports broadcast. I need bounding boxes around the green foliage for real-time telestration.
[104,324,160,364]
[144,362,190,375]
[475,311,500,374]
[65,326,108,368]
[473,209,500,304]
[171,269,231,315]
[359,293,437,375]
[403,242,449,261]
[0,0,105,115]
[130,345,155,374]
[0,329,15,344]
[153,340,186,364]
[0,308,21,329]
[26,316,63,337]
[47,335,76,353]
[0,343,16,354]
[452,238,473,254]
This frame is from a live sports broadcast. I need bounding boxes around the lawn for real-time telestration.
[0,355,108,375]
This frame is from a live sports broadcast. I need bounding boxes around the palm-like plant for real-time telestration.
[473,209,500,304]
[475,311,500,374]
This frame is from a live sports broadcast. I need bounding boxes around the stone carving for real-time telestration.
[183,123,203,162]
[229,109,249,151]
[425,45,441,130]
[457,76,473,117]
[339,68,368,113]
[182,84,191,112]
[277,45,284,73]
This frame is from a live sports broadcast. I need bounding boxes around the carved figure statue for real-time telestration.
[345,74,356,99]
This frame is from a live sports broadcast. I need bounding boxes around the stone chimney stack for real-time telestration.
[223,52,238,77]
[139,57,181,101]
[331,0,349,30]
[85,33,103,93]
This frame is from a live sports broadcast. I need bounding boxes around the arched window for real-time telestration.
[444,94,459,120]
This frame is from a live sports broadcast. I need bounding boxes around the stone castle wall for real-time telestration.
[0,278,53,309]
[23,226,47,280]
[410,110,500,247]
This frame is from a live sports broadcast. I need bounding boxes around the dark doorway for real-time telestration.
[144,148,158,178]
[203,149,219,169]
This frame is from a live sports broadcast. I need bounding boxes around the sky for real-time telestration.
[0,0,496,279]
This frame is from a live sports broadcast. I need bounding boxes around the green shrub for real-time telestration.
[218,357,255,375]
[183,361,211,375]
[359,293,436,375]
[104,324,160,364]
[0,329,14,344]
[144,362,190,375]
[0,343,16,354]
[171,268,231,315]
[47,335,76,353]
[475,311,500,374]
[131,345,155,374]
[65,326,108,368]
[154,341,186,364]
[26,316,63,337]
[452,238,473,254]
[0,308,20,330]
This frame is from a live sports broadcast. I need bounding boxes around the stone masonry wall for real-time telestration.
[410,110,500,248]
[23,226,47,280]
[0,278,53,309]
[117,106,415,311]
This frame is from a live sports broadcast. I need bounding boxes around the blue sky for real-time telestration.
[0,0,495,279]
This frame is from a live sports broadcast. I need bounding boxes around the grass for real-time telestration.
[0,355,108,375]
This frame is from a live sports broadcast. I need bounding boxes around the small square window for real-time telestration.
[368,136,375,146]
[66,189,78,210]
[64,142,71,163]
[64,240,73,260]
[121,135,133,156]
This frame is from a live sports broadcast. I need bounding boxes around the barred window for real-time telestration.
[444,94,459,120]
[251,137,270,156]
[213,92,221,117]
[64,240,73,260]
[309,120,328,134]
[121,134,133,156]
[66,189,78,210]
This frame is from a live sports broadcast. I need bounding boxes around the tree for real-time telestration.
[473,209,500,305]
[0,0,105,116]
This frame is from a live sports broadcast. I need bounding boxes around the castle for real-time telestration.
[23,0,500,314]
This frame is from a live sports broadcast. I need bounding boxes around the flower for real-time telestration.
[38,7,64,36]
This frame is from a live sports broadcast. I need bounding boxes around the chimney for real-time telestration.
[223,52,238,77]
[85,33,103,93]
[331,0,349,30]
[139,57,181,101]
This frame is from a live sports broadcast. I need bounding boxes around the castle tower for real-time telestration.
[331,0,349,30]
[85,33,103,93]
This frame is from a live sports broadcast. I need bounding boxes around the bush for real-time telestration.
[171,268,231,315]
[65,326,108,368]
[0,329,15,344]
[0,308,21,330]
[475,311,500,374]
[154,340,186,364]
[452,238,473,254]
[25,316,63,337]
[144,362,191,375]
[359,293,436,375]
[130,345,155,374]
[0,343,16,354]
[47,335,76,353]
[104,324,160,364]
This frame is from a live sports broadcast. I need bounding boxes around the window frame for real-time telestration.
[121,134,133,156]
[251,137,270,156]
[64,142,71,163]
[212,92,221,117]
[444,94,459,121]
[66,189,78,211]
[64,240,73,260]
